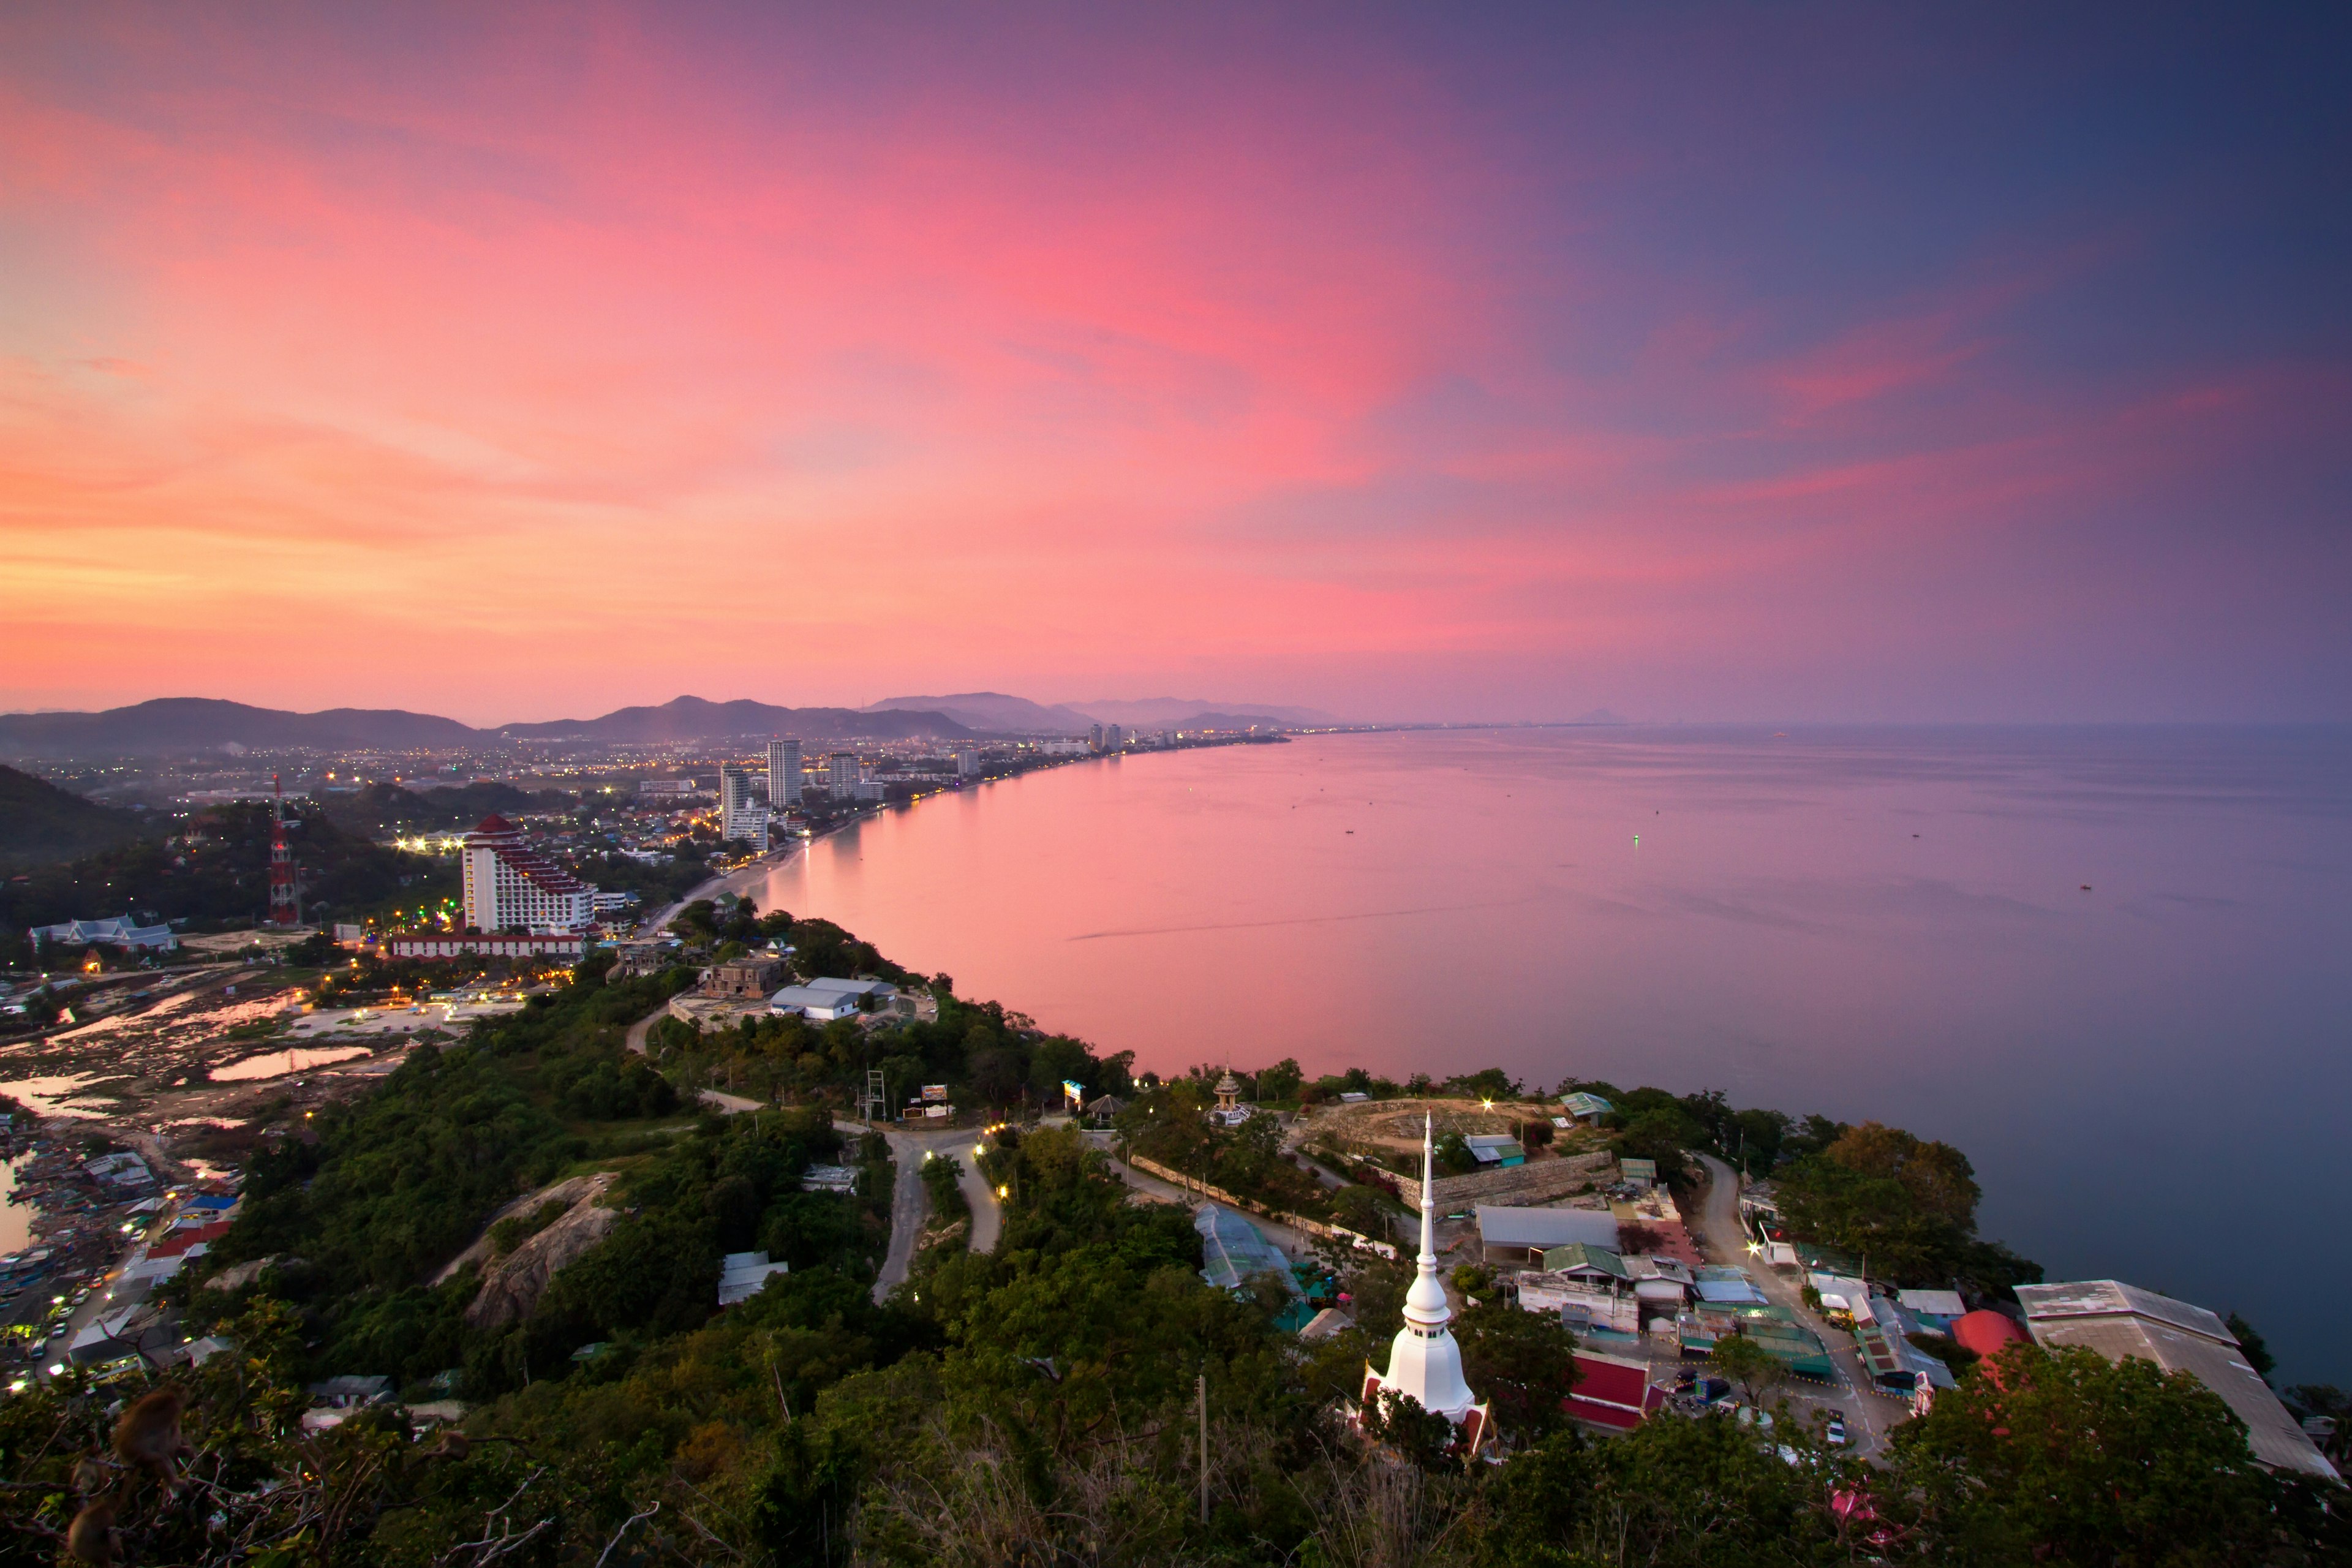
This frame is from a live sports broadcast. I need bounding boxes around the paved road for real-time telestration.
[856,1123,1003,1301]
[624,1007,662,1057]
[1691,1153,1893,1457]
[635,843,801,937]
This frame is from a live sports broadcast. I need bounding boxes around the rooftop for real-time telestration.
[1476,1205,1620,1250]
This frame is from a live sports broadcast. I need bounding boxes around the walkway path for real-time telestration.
[1081,1131,1321,1259]
[1691,1153,1893,1457]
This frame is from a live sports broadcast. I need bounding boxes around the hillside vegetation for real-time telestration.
[0,764,151,869]
[0,930,2340,1566]
[0,797,435,947]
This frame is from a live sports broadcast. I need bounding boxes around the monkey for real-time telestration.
[111,1386,194,1493]
[72,1455,114,1497]
[65,1497,118,1566]
[422,1428,469,1461]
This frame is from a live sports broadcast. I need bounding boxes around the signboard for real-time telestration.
[921,1084,949,1103]
[925,1104,951,1118]
[1063,1079,1084,1105]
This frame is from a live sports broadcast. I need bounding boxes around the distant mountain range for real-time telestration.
[1072,696,1338,729]
[0,696,970,758]
[0,698,484,760]
[501,696,971,744]
[861,693,1095,734]
[0,690,1346,760]
[866,691,1338,734]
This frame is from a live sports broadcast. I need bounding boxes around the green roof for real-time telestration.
[1539,1242,1629,1278]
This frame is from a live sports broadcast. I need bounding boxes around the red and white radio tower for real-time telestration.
[268,774,300,925]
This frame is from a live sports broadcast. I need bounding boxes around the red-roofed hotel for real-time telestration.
[461,815,595,933]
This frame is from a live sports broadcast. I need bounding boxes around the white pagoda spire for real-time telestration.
[1363,1115,1485,1442]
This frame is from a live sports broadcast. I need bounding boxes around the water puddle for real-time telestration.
[0,1157,30,1255]
[0,1074,113,1118]
[211,1046,374,1082]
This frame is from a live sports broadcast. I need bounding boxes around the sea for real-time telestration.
[748,725,2352,1385]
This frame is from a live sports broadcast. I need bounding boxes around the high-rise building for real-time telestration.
[1088,723,1104,751]
[766,739,802,805]
[719,766,769,845]
[954,747,979,778]
[1105,724,1125,750]
[827,752,862,794]
[461,815,595,933]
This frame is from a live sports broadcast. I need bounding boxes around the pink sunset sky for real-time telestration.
[2,4,2345,725]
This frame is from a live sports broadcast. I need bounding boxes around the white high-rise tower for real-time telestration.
[766,739,802,806]
[1362,1115,1489,1453]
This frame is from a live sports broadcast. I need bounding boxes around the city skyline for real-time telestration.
[2,5,2346,725]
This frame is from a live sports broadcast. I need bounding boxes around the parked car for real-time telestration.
[1825,1417,1848,1446]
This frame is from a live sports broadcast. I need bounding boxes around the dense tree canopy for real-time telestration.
[4,926,2330,1567]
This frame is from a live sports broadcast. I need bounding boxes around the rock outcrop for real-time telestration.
[433,1172,614,1285]
[445,1170,622,1331]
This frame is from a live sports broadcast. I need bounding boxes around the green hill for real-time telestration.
[0,764,150,869]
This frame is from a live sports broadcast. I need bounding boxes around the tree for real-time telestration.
[1820,1121,1980,1227]
[1616,1108,1698,1170]
[2284,1384,2350,1464]
[1256,1056,1305,1102]
[1471,1408,1843,1568]
[1889,1343,2283,1566]
[1435,1131,1479,1175]
[2225,1311,2275,1382]
[1708,1332,1784,1409]
[1365,1389,1459,1470]
[1454,1298,1580,1441]
[1447,1066,1521,1101]
[1329,1183,1387,1237]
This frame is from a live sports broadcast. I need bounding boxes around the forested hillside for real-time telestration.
[0,764,150,869]
[0,933,2340,1566]
[317,780,576,835]
[0,799,434,944]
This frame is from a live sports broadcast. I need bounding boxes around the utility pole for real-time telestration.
[1197,1371,1208,1526]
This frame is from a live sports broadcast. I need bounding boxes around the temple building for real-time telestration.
[1362,1115,1490,1455]
[1208,1069,1255,1127]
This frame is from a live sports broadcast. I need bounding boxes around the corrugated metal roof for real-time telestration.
[2018,1281,2338,1483]
[1539,1242,1629,1278]
[2016,1279,2232,1343]
[1477,1206,1619,1250]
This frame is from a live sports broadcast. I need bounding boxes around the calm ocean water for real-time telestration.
[754,725,2352,1383]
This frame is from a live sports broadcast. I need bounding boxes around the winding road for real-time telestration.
[1691,1153,1894,1456]
[867,1123,1002,1301]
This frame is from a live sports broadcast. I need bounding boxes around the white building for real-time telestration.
[718,766,771,847]
[954,747,979,778]
[771,976,898,1021]
[1362,1116,1490,1455]
[459,815,595,933]
[28,916,178,953]
[826,752,861,794]
[766,740,802,806]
